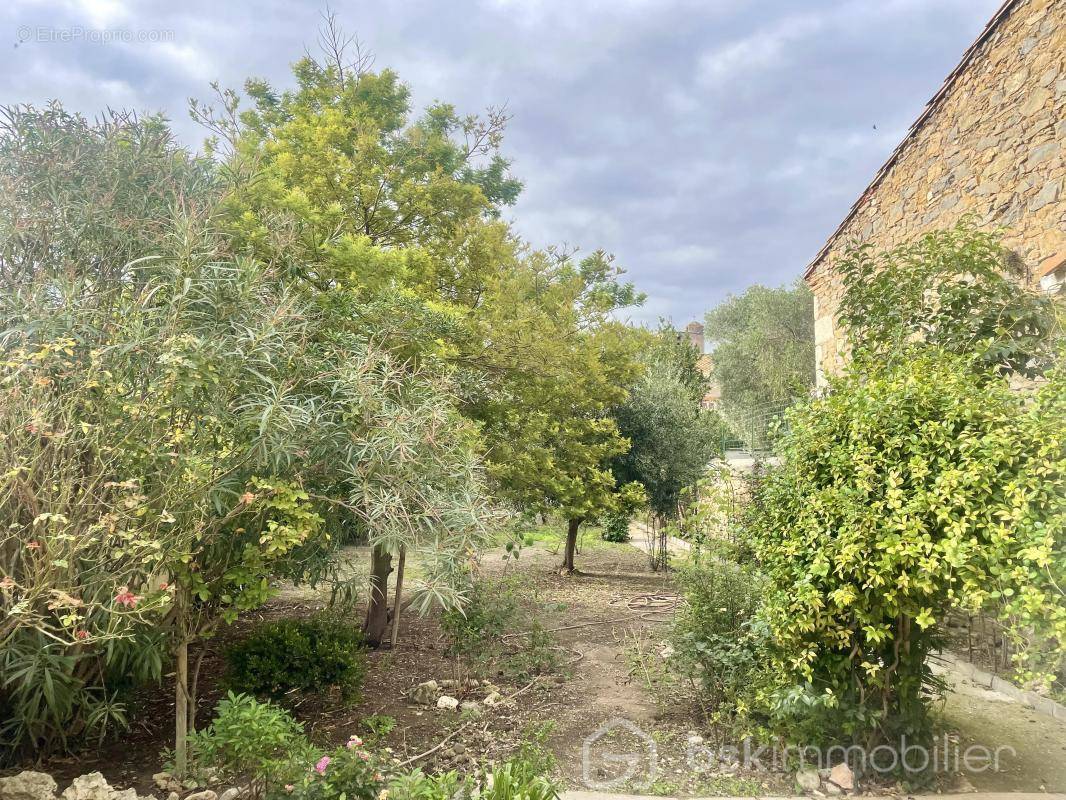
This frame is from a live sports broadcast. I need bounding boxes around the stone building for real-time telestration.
[805,0,1065,385]
[683,321,722,408]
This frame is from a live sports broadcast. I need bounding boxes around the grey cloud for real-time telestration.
[1,0,1002,324]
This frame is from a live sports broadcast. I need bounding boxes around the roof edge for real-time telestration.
[803,0,1023,281]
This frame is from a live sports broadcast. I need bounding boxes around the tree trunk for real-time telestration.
[562,517,581,573]
[652,516,660,571]
[390,545,406,647]
[188,643,206,735]
[363,544,393,647]
[174,637,189,776]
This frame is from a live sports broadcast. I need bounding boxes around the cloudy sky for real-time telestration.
[1,0,1002,325]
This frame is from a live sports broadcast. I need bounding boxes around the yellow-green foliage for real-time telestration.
[749,349,1065,744]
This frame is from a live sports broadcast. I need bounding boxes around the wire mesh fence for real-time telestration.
[720,398,798,455]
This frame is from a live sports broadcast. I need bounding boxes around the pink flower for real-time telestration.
[284,786,294,793]
[358,751,369,761]
[114,587,141,608]
[75,629,89,640]
[315,756,331,775]
[26,541,41,550]
[239,491,256,505]
[346,735,363,749]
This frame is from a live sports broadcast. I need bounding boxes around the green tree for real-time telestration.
[703,280,814,438]
[612,326,724,525]
[190,26,524,639]
[747,227,1064,750]
[471,251,647,572]
[0,104,493,769]
[193,19,519,291]
[200,27,648,577]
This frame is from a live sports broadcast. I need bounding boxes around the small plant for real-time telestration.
[504,620,560,680]
[441,575,559,680]
[515,721,557,776]
[670,559,771,734]
[186,692,308,796]
[388,768,469,800]
[224,614,368,702]
[362,714,397,743]
[285,735,386,800]
[441,575,522,675]
[479,759,559,800]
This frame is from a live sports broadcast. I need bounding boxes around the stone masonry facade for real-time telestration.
[805,0,1065,384]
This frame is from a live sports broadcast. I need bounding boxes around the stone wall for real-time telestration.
[805,0,1066,384]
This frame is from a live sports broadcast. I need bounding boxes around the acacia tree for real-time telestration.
[187,29,525,631]
[473,251,647,572]
[199,29,648,579]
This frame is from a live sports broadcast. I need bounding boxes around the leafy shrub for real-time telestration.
[671,559,771,730]
[514,721,557,776]
[388,768,469,800]
[837,223,1058,378]
[441,575,559,679]
[387,760,557,800]
[0,626,167,763]
[600,512,631,542]
[748,349,1066,747]
[224,615,368,702]
[361,714,397,743]
[441,577,520,662]
[187,692,309,794]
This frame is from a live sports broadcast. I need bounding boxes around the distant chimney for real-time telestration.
[684,321,704,354]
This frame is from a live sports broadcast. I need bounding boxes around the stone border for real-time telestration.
[931,650,1066,721]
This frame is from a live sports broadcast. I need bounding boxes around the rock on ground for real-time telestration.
[55,772,155,800]
[828,762,854,791]
[796,768,821,793]
[411,679,439,705]
[0,771,58,800]
[61,773,114,800]
[460,700,482,716]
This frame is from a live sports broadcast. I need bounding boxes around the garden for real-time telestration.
[2,16,1065,800]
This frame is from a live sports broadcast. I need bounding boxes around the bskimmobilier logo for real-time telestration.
[581,717,658,790]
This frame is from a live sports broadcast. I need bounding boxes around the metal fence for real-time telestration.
[720,398,797,455]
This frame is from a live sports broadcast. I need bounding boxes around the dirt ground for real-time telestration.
[12,535,1066,797]
[937,666,1066,792]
